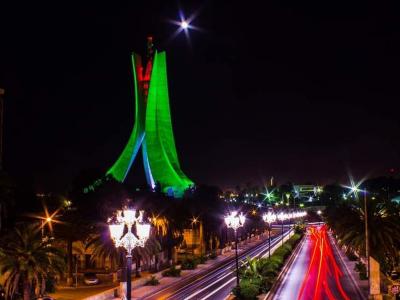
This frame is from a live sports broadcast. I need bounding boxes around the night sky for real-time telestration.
[1,1,399,191]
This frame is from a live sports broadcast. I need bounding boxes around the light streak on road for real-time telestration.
[272,225,363,300]
[183,231,291,300]
[198,277,236,300]
[141,229,293,300]
[297,225,350,300]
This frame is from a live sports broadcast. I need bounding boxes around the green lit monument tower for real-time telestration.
[107,38,193,197]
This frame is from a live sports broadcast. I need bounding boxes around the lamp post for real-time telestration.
[262,212,277,258]
[191,217,198,255]
[109,209,150,300]
[363,188,370,292]
[41,216,53,240]
[346,183,370,294]
[225,211,246,287]
[277,212,288,246]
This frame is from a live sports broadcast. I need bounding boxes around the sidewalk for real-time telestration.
[329,233,368,299]
[49,284,119,300]
[49,272,150,300]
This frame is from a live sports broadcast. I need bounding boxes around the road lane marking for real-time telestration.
[150,231,290,300]
[185,232,291,300]
[183,272,233,299]
[198,277,236,300]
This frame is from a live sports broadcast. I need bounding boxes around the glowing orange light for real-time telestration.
[27,202,64,234]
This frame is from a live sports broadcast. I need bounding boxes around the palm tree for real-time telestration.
[0,223,65,300]
[326,198,400,273]
[55,211,92,286]
[184,185,224,255]
[241,257,264,281]
[86,227,124,282]
[131,236,161,276]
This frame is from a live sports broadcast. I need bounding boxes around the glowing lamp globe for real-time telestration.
[109,224,124,241]
[181,20,189,29]
[225,211,237,227]
[137,223,151,240]
[123,209,136,225]
[263,212,277,224]
[277,212,286,221]
[225,211,245,231]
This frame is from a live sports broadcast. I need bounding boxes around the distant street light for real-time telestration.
[191,217,199,255]
[28,203,62,239]
[225,211,246,287]
[277,212,288,246]
[109,209,150,300]
[262,212,277,258]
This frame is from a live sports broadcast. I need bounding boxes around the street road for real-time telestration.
[140,228,293,300]
[272,225,364,300]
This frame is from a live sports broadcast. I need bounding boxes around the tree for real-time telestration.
[55,208,92,286]
[86,224,161,278]
[325,197,400,273]
[60,172,128,285]
[0,223,65,300]
[184,185,224,254]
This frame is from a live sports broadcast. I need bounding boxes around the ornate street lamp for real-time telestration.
[109,209,150,300]
[225,211,246,287]
[262,212,277,258]
[277,212,288,246]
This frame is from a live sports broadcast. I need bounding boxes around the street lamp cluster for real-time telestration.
[224,210,306,288]
[263,210,307,225]
[224,211,246,287]
[224,211,246,232]
[263,210,307,255]
[109,209,151,300]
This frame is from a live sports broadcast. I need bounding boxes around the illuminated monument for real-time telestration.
[107,38,193,197]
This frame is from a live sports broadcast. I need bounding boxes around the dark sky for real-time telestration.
[1,1,400,191]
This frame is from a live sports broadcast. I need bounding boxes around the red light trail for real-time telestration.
[297,225,351,300]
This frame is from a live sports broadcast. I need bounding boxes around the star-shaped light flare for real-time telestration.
[27,202,63,234]
[261,187,276,202]
[342,174,367,198]
[167,9,203,46]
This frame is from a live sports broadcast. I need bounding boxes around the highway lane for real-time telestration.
[140,228,293,300]
[272,225,364,300]
[272,235,309,300]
